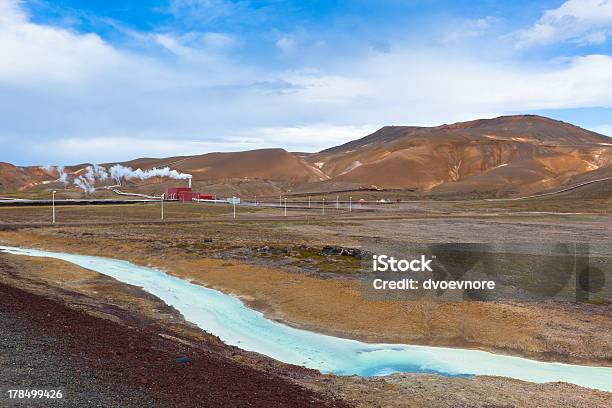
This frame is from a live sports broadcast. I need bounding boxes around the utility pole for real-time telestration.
[308,196,311,208]
[255,196,257,206]
[349,196,352,212]
[233,197,236,219]
[284,197,287,216]
[322,198,325,215]
[336,195,339,209]
[161,195,164,220]
[52,190,56,223]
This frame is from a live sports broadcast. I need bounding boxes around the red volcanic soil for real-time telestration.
[0,281,350,408]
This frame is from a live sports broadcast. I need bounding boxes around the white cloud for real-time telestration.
[279,70,374,104]
[517,0,612,47]
[22,124,376,164]
[2,0,612,166]
[153,31,238,61]
[276,36,297,54]
[203,32,236,48]
[0,2,173,88]
[279,51,612,125]
[578,30,608,45]
[154,33,195,57]
[253,125,378,152]
[23,137,258,164]
[444,16,501,43]
[167,0,244,23]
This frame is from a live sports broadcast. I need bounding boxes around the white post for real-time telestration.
[284,197,287,216]
[349,196,352,212]
[233,197,236,219]
[52,191,56,223]
[336,195,339,209]
[161,196,164,220]
[308,196,311,208]
[322,198,325,215]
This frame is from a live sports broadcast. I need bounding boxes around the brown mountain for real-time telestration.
[117,148,327,184]
[306,115,612,196]
[2,115,611,198]
[0,162,53,193]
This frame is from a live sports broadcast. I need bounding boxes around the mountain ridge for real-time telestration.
[2,115,611,198]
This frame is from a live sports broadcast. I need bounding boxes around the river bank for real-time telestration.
[0,271,348,407]
[0,228,610,367]
[1,246,611,407]
[4,244,612,390]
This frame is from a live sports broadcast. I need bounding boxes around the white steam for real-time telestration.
[108,164,192,183]
[73,164,112,194]
[41,163,191,194]
[85,164,109,182]
[57,166,68,184]
[74,175,96,194]
[41,165,68,184]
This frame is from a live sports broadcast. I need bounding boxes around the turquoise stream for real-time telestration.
[1,245,610,392]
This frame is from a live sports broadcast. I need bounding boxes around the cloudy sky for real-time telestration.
[2,0,612,165]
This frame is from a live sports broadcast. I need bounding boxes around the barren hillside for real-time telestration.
[306,115,612,196]
[2,115,611,198]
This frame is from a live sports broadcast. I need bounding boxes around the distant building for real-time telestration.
[164,187,213,202]
[165,187,191,200]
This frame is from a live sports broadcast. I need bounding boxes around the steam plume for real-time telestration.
[57,166,68,184]
[74,175,96,194]
[44,163,191,194]
[109,164,192,183]
[84,164,109,183]
[73,164,110,194]
[41,165,68,184]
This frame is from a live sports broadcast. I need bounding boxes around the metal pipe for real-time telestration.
[52,191,56,223]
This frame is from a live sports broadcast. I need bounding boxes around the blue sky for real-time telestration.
[2,0,612,165]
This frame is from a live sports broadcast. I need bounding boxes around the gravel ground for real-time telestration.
[0,307,153,407]
[0,281,351,408]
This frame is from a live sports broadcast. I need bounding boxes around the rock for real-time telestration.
[176,356,193,364]
[320,246,362,259]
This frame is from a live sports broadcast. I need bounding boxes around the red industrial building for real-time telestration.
[164,187,213,202]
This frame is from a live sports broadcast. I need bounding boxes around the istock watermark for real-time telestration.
[360,243,611,302]
[372,254,434,272]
